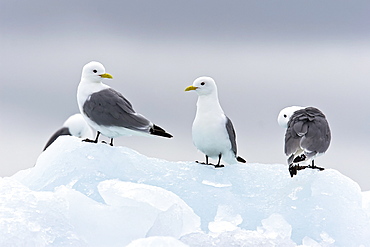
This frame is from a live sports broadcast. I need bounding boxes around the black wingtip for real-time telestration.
[43,127,71,151]
[150,124,173,138]
[237,156,246,163]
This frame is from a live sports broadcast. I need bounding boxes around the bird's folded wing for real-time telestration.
[83,88,151,131]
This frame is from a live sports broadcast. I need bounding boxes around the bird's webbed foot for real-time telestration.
[101,141,113,146]
[196,160,214,166]
[307,164,325,171]
[195,161,224,168]
[213,164,225,168]
[289,164,307,177]
[195,160,207,165]
[101,138,114,146]
[289,161,324,177]
[82,138,97,143]
[83,132,101,144]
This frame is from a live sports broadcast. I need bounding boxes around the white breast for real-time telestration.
[192,112,231,159]
[78,80,109,108]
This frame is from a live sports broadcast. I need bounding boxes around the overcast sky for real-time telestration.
[1,1,370,189]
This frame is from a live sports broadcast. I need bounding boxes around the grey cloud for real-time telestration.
[2,1,370,41]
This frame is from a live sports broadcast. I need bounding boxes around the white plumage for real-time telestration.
[185,76,246,167]
[63,113,93,138]
[77,61,172,146]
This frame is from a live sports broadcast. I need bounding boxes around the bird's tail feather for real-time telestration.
[237,156,246,163]
[150,124,173,138]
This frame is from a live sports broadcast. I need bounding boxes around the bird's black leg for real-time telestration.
[309,160,315,168]
[216,154,221,166]
[83,131,100,143]
[102,137,114,146]
[94,132,101,143]
[196,155,209,165]
[214,154,224,168]
[195,155,223,168]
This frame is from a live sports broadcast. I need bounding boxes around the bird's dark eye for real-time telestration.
[93,70,97,73]
[283,114,287,118]
[201,82,205,86]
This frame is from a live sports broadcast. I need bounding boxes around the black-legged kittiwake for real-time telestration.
[185,76,246,167]
[43,113,93,151]
[77,61,173,146]
[278,106,331,177]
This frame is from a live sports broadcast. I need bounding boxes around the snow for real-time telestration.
[2,136,370,246]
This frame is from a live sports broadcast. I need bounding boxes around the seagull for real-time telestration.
[185,76,246,167]
[77,61,172,146]
[43,113,93,151]
[277,106,331,177]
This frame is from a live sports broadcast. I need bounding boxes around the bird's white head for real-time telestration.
[185,76,217,96]
[63,113,93,138]
[277,106,305,128]
[81,61,113,82]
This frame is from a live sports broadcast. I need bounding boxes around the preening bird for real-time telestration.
[278,106,331,177]
[77,61,172,146]
[185,76,246,167]
[43,113,92,151]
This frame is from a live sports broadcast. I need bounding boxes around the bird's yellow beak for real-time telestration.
[185,85,198,91]
[100,73,113,79]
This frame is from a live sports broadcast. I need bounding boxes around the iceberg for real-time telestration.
[1,136,369,246]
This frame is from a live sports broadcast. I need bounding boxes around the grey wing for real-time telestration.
[284,120,303,156]
[83,88,151,131]
[225,116,237,155]
[285,107,331,156]
[284,109,310,156]
[300,115,331,154]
